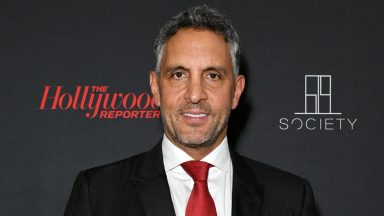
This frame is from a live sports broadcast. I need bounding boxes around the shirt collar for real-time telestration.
[162,134,231,173]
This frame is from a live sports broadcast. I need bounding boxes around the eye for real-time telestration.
[207,73,221,80]
[171,71,186,79]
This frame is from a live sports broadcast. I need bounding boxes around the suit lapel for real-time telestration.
[231,152,265,216]
[132,141,176,216]
[131,142,265,216]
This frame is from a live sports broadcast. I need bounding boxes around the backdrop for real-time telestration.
[1,0,383,215]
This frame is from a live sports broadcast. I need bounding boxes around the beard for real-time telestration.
[161,102,231,149]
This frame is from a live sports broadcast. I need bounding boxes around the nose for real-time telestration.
[184,74,208,104]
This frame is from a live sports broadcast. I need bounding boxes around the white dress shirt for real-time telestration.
[162,134,233,216]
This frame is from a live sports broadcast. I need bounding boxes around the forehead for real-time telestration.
[161,28,232,69]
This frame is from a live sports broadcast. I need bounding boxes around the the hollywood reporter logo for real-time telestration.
[39,85,160,119]
[279,75,357,131]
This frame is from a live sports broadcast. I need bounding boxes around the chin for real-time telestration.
[177,134,215,149]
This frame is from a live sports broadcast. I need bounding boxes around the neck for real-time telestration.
[166,132,227,160]
[177,144,220,160]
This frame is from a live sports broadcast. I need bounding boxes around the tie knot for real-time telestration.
[181,161,212,182]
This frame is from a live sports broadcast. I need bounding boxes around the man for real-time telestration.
[64,5,318,216]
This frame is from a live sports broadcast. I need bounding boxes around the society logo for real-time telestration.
[279,75,357,131]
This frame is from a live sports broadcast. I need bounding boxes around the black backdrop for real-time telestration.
[1,0,383,215]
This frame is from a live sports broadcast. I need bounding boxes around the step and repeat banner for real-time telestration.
[1,0,383,215]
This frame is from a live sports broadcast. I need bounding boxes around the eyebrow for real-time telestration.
[164,65,189,74]
[203,66,227,75]
[164,65,228,75]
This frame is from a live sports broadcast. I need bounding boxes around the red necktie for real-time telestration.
[181,161,217,216]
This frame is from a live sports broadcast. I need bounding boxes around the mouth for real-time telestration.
[181,110,209,123]
[182,113,208,118]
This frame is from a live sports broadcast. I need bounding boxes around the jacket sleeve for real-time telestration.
[301,179,318,216]
[63,171,93,216]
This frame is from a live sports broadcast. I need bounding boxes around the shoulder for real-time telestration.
[233,153,317,214]
[232,153,318,214]
[233,153,310,192]
[65,148,160,214]
[73,150,152,191]
[76,140,163,186]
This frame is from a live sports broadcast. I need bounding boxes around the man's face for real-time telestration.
[150,28,245,149]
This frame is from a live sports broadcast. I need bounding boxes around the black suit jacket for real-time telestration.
[64,142,318,216]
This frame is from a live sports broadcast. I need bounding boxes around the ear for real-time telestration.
[149,71,161,107]
[231,74,245,109]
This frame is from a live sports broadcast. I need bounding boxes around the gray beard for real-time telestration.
[161,109,230,149]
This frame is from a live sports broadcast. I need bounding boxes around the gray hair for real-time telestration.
[154,4,240,75]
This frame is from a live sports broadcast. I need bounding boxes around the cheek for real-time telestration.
[160,86,184,109]
[209,89,234,111]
